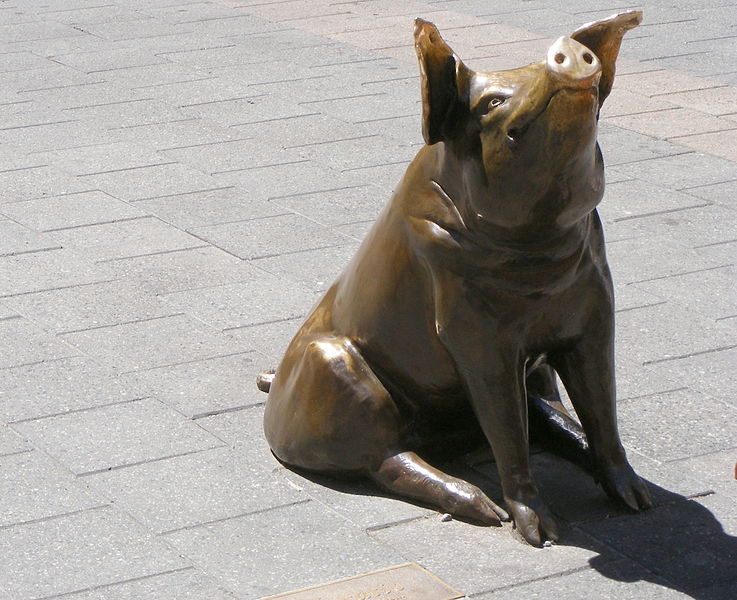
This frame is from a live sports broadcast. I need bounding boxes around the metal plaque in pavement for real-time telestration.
[258,563,464,600]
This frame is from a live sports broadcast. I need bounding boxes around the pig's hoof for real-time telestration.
[600,464,652,512]
[506,496,559,547]
[444,481,509,526]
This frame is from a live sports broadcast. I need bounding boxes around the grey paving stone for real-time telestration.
[110,117,239,150]
[668,448,737,501]
[645,346,737,410]
[13,398,224,475]
[59,569,236,600]
[615,302,735,365]
[625,204,737,249]
[598,123,690,167]
[252,243,360,293]
[599,178,718,222]
[81,163,224,203]
[614,152,737,190]
[119,352,264,419]
[632,264,735,322]
[273,185,389,226]
[41,4,144,26]
[617,388,737,463]
[580,497,737,593]
[0,357,143,423]
[0,450,105,528]
[50,217,204,262]
[0,190,147,232]
[0,220,61,257]
[473,559,694,600]
[0,316,79,369]
[0,18,84,44]
[161,137,303,175]
[606,235,725,285]
[60,313,248,372]
[106,246,254,295]
[7,279,176,334]
[19,80,147,110]
[188,89,321,127]
[32,141,169,177]
[683,179,737,209]
[0,164,94,203]
[281,467,434,531]
[227,318,302,362]
[156,43,262,71]
[0,63,98,93]
[134,186,287,229]
[231,111,373,149]
[133,75,252,107]
[0,506,187,599]
[66,98,186,129]
[163,500,403,600]
[0,51,57,73]
[161,273,319,330]
[52,47,170,73]
[0,248,116,298]
[293,133,417,172]
[81,18,196,43]
[0,119,111,153]
[145,1,242,23]
[0,425,29,456]
[88,445,304,534]
[371,513,617,596]
[190,213,353,260]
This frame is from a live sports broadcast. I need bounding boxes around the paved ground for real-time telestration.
[1,1,736,599]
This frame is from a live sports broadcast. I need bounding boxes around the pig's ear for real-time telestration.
[414,19,473,145]
[571,11,642,106]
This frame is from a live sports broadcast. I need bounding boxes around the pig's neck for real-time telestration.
[430,143,595,249]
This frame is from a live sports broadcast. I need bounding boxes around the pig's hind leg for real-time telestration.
[262,336,507,525]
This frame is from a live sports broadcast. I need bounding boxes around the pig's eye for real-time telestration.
[486,96,508,111]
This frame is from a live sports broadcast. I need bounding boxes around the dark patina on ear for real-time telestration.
[571,10,642,106]
[414,18,473,145]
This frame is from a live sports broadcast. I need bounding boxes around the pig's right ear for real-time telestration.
[415,19,472,145]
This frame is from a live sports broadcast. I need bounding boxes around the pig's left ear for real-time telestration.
[414,19,473,145]
[571,11,642,106]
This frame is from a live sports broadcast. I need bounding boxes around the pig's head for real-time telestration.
[414,12,641,235]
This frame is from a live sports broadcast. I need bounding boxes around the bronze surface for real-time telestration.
[258,563,462,600]
[260,12,651,547]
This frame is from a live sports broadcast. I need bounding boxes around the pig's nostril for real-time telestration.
[554,53,566,64]
[583,52,594,64]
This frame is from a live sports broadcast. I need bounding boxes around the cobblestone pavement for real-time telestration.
[1,1,735,599]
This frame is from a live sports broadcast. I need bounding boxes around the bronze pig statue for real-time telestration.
[259,11,651,546]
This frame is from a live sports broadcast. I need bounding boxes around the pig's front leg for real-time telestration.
[442,327,559,546]
[552,317,652,512]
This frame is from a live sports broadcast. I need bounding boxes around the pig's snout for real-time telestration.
[546,36,601,88]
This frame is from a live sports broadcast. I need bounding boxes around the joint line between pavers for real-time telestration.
[131,76,214,90]
[155,44,237,57]
[76,162,179,177]
[469,565,593,598]
[117,349,255,375]
[9,397,152,424]
[18,80,107,94]
[285,133,379,149]
[131,185,236,200]
[0,119,78,131]
[0,164,48,174]
[354,113,417,124]
[679,177,737,191]
[270,183,368,200]
[248,241,352,261]
[62,98,156,111]
[299,92,386,105]
[179,95,265,108]
[211,159,310,175]
[0,448,34,459]
[606,149,695,168]
[0,504,110,532]
[365,513,435,533]
[159,499,313,536]
[627,263,734,285]
[107,117,196,131]
[649,84,730,98]
[31,567,196,600]
[612,202,712,222]
[42,215,152,233]
[342,159,409,171]
[669,126,737,141]
[0,278,121,300]
[229,112,322,127]
[0,246,64,259]
[58,313,187,336]
[95,244,211,263]
[249,74,332,87]
[618,386,689,403]
[191,402,265,420]
[614,300,668,314]
[76,445,229,478]
[276,10,352,23]
[221,315,304,332]
[643,343,737,365]
[693,238,737,249]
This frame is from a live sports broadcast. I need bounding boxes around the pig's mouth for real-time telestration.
[505,85,597,147]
